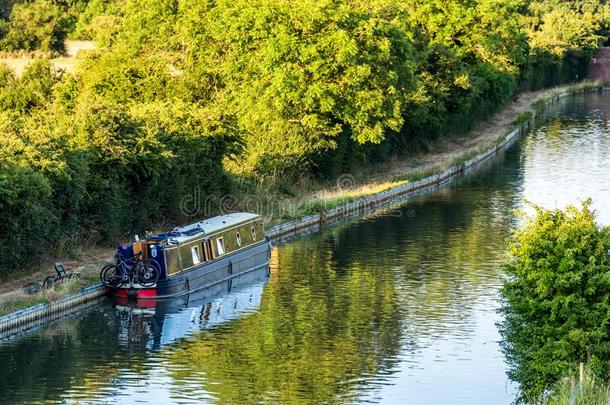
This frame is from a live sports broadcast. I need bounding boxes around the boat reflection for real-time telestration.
[110,265,269,350]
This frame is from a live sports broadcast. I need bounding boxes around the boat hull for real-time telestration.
[112,239,272,299]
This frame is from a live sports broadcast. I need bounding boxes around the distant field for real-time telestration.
[0,40,95,75]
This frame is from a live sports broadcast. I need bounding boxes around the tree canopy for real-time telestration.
[1,0,610,272]
[500,201,610,402]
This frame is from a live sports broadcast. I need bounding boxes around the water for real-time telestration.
[2,92,610,404]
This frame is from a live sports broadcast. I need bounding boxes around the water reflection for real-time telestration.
[0,267,269,403]
[166,240,404,403]
[112,268,268,350]
[520,93,610,224]
[1,92,610,404]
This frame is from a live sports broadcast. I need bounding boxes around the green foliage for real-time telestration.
[0,60,239,273]
[0,158,55,272]
[0,1,69,53]
[513,111,534,127]
[175,0,418,176]
[71,0,122,45]
[1,0,610,273]
[0,0,19,21]
[527,1,608,59]
[519,1,610,90]
[500,200,610,402]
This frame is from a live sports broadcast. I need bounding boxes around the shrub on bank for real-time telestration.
[500,201,610,402]
[0,61,238,275]
[0,1,69,54]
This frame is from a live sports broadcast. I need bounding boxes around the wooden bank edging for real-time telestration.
[0,85,600,338]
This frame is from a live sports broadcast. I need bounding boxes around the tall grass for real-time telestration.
[0,277,84,317]
[543,376,610,405]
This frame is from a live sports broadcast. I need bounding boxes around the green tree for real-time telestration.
[178,0,418,177]
[500,200,610,402]
[0,56,240,273]
[1,0,610,274]
[0,0,69,53]
[527,0,609,59]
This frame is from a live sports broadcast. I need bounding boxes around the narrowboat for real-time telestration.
[102,212,272,299]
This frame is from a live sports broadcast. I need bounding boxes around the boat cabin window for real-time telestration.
[191,245,201,265]
[216,237,225,256]
[251,226,257,241]
[236,231,242,247]
[204,239,213,260]
[165,247,181,276]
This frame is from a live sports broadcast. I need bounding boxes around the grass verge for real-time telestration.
[0,277,96,317]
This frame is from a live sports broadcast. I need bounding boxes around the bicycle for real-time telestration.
[100,251,160,288]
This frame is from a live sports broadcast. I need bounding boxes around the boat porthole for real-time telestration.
[236,231,242,246]
[251,226,257,240]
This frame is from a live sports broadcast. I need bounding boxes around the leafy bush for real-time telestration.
[0,160,55,272]
[0,61,239,275]
[0,1,69,53]
[500,201,610,402]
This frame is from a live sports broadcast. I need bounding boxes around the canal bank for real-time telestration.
[265,82,606,238]
[3,87,610,403]
[0,81,606,339]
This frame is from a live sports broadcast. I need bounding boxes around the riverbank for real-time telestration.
[261,81,604,226]
[0,80,605,322]
[0,248,108,316]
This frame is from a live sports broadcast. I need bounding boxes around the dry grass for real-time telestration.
[290,179,409,217]
[0,40,95,76]
[543,373,610,405]
[314,179,407,202]
[0,275,98,317]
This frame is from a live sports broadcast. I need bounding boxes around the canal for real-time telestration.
[1,91,610,404]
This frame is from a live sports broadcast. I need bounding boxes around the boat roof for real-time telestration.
[149,212,261,244]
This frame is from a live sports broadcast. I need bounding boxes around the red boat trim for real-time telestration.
[136,289,157,298]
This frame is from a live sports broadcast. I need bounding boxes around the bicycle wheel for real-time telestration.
[100,264,123,287]
[138,260,160,288]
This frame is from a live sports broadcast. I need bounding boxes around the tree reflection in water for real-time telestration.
[5,92,610,404]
